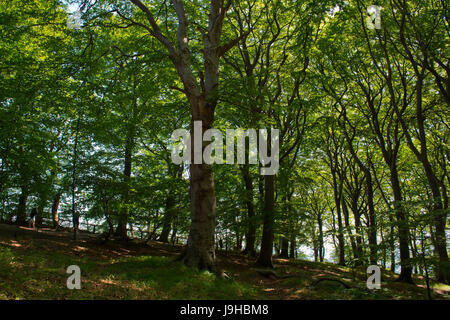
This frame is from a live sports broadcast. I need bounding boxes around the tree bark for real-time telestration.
[389,163,413,283]
[36,202,45,227]
[289,234,296,259]
[280,237,289,258]
[256,174,275,268]
[317,211,324,262]
[116,122,135,239]
[178,101,217,270]
[52,192,61,229]
[170,226,178,245]
[241,164,257,256]
[342,197,357,262]
[390,214,396,273]
[159,193,175,243]
[72,117,81,241]
[16,184,28,226]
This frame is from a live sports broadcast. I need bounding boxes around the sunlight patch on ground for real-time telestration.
[8,240,22,248]
[100,278,119,285]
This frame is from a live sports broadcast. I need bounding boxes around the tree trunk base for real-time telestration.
[242,248,257,257]
[396,271,414,284]
[178,247,216,272]
[437,262,450,285]
[255,257,274,269]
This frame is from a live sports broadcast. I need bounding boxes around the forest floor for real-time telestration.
[0,223,449,300]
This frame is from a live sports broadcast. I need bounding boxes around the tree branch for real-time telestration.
[217,30,251,57]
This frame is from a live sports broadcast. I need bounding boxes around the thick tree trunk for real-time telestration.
[36,203,45,227]
[280,237,289,258]
[115,218,127,239]
[180,162,216,270]
[179,102,217,270]
[235,231,242,251]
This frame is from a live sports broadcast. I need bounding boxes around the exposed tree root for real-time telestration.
[311,277,354,289]
[252,268,307,280]
[177,249,217,273]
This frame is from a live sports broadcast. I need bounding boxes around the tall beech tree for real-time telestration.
[116,0,249,269]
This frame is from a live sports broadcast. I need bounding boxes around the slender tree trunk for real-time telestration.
[395,57,449,284]
[160,164,181,242]
[410,233,418,274]
[241,164,257,256]
[289,234,296,259]
[72,117,81,241]
[390,163,413,283]
[108,219,114,236]
[170,226,178,245]
[36,190,49,227]
[342,198,357,262]
[390,214,396,273]
[332,172,345,265]
[352,202,363,265]
[313,228,318,263]
[423,162,449,284]
[52,192,61,229]
[16,184,28,226]
[380,224,387,269]
[256,174,275,268]
[159,193,175,243]
[116,129,134,239]
[235,230,242,251]
[317,212,324,262]
[280,237,289,258]
[341,117,378,265]
[363,169,378,265]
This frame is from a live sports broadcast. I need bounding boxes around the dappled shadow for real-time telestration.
[1,223,449,300]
